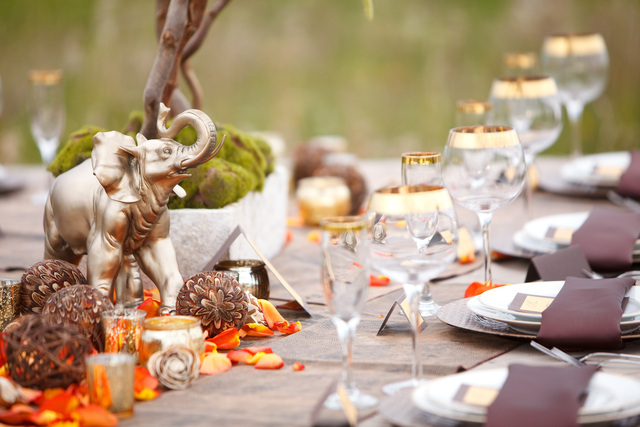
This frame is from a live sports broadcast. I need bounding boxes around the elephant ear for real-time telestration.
[91,131,141,203]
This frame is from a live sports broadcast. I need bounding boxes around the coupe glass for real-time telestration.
[29,69,65,203]
[456,99,492,127]
[367,185,458,395]
[320,216,378,410]
[400,152,444,317]
[489,76,563,215]
[541,33,608,157]
[442,126,525,288]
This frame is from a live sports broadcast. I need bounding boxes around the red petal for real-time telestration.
[257,300,286,329]
[254,353,284,370]
[464,281,508,298]
[204,341,218,353]
[275,321,301,335]
[134,367,159,393]
[38,390,79,414]
[244,347,273,355]
[0,404,35,424]
[74,404,119,427]
[138,297,160,318]
[207,328,240,350]
[200,353,232,375]
[292,362,305,371]
[369,274,390,287]
[227,350,252,364]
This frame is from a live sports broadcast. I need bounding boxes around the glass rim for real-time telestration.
[143,315,201,330]
[490,76,558,99]
[368,185,453,214]
[456,99,492,113]
[101,308,146,318]
[215,259,265,271]
[448,125,520,149]
[29,69,63,85]
[502,52,538,69]
[320,215,367,232]
[401,151,441,164]
[542,32,606,57]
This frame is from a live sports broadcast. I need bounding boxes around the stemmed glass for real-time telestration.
[442,126,525,288]
[29,69,65,203]
[367,185,458,395]
[456,100,492,127]
[488,76,563,215]
[502,52,539,78]
[401,152,444,317]
[541,33,608,157]
[320,216,378,410]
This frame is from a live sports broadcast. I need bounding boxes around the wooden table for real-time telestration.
[1,158,639,427]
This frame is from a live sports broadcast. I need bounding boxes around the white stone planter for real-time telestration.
[169,165,289,278]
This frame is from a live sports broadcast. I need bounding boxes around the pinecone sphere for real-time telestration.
[176,271,249,337]
[42,285,114,351]
[20,259,87,314]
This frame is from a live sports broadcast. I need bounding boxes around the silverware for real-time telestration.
[607,190,640,213]
[531,341,640,368]
[581,268,640,281]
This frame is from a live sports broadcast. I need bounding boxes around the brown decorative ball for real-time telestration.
[42,285,114,351]
[314,164,368,214]
[20,259,87,314]
[292,144,330,185]
[176,271,249,337]
[2,314,92,389]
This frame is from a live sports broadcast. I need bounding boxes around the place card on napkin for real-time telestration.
[524,246,591,282]
[485,364,597,427]
[453,384,499,407]
[616,150,640,200]
[536,276,635,350]
[377,294,427,335]
[570,207,640,273]
[507,293,554,314]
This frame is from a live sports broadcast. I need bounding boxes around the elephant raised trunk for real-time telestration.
[156,102,224,169]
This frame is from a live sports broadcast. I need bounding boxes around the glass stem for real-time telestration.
[403,283,424,384]
[477,212,493,286]
[565,101,584,158]
[333,316,359,393]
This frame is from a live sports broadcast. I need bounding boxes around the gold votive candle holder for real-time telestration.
[0,279,22,331]
[86,353,136,418]
[214,259,270,300]
[296,176,351,226]
[139,316,205,367]
[101,308,146,359]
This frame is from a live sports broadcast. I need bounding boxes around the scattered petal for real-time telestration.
[74,404,118,427]
[0,404,35,424]
[38,390,79,414]
[143,287,161,301]
[134,367,160,401]
[227,350,252,364]
[306,230,321,244]
[244,347,273,355]
[275,321,301,335]
[292,362,305,371]
[369,274,390,287]
[204,341,218,353]
[200,353,232,375]
[207,328,240,350]
[240,323,274,337]
[464,281,508,298]
[254,353,284,370]
[29,409,63,426]
[138,297,160,319]
[257,300,286,329]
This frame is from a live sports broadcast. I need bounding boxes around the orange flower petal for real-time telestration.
[29,409,63,426]
[207,328,240,350]
[138,297,160,319]
[275,321,301,335]
[200,353,232,375]
[292,362,305,371]
[464,281,508,298]
[74,405,118,427]
[0,404,35,425]
[306,230,321,244]
[240,323,274,337]
[257,300,286,329]
[134,367,159,394]
[227,350,252,364]
[369,274,390,287]
[39,390,79,414]
[204,341,218,353]
[143,287,161,301]
[254,353,284,370]
[244,347,273,355]
[135,388,161,401]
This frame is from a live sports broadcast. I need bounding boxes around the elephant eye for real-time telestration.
[163,147,172,155]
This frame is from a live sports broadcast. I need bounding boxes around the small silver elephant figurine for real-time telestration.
[43,103,223,313]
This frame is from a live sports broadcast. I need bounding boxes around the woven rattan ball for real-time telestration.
[42,285,114,351]
[313,164,368,215]
[176,271,249,337]
[2,314,92,389]
[20,259,87,314]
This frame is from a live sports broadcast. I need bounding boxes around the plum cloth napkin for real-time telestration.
[536,276,635,350]
[485,364,598,427]
[570,207,640,273]
[616,150,640,200]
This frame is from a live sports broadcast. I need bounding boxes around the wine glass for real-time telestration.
[320,216,378,410]
[541,33,608,157]
[488,76,563,215]
[400,152,444,317]
[367,185,458,394]
[502,52,539,78]
[29,69,65,203]
[456,99,492,127]
[442,126,525,288]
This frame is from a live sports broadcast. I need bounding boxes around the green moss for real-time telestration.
[195,158,256,209]
[47,125,105,177]
[122,110,144,138]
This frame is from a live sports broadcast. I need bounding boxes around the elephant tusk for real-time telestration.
[173,185,187,198]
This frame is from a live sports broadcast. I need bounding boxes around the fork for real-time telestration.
[530,341,640,368]
[607,190,640,213]
[581,268,640,281]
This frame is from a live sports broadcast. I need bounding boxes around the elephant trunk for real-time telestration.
[156,102,223,169]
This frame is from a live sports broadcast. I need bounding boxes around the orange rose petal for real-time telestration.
[254,353,284,370]
[369,274,390,287]
[244,346,273,355]
[30,409,64,426]
[135,387,161,401]
[143,287,161,301]
[137,297,160,319]
[227,350,252,364]
[39,390,79,414]
[20,387,43,404]
[287,216,304,227]
[240,323,274,337]
[306,230,321,244]
[204,341,218,353]
[0,404,36,424]
[292,362,305,371]
[134,367,159,394]
[74,404,118,427]
[285,229,293,244]
[257,300,286,329]
[200,353,232,375]
[208,328,241,350]
[464,281,508,298]
[275,321,301,335]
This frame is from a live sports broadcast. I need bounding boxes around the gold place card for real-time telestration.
[544,226,574,243]
[453,384,499,407]
[508,293,554,314]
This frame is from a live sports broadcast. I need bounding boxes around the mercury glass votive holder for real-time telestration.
[86,353,136,418]
[0,279,22,331]
[296,176,351,226]
[214,259,270,300]
[139,315,205,367]
[101,308,146,359]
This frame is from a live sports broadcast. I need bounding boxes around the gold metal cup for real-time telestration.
[0,279,22,331]
[214,259,270,300]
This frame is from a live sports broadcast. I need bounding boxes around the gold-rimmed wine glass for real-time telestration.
[502,52,539,78]
[367,185,458,394]
[488,76,563,216]
[442,126,526,288]
[456,99,492,127]
[401,152,444,318]
[541,32,608,157]
[320,216,378,410]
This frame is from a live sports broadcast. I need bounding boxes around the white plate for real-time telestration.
[412,368,640,424]
[561,151,631,188]
[478,281,640,322]
[466,296,640,335]
[524,212,588,246]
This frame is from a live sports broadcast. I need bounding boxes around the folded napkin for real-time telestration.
[570,207,640,272]
[616,150,640,200]
[485,364,597,427]
[536,276,635,350]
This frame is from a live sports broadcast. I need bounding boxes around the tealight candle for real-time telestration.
[101,308,146,359]
[296,176,351,226]
[139,315,205,367]
[86,353,136,418]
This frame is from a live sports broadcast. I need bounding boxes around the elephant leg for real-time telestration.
[86,235,124,300]
[113,255,144,308]
[43,197,82,264]
[136,237,184,315]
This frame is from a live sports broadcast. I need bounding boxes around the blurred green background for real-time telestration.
[0,0,638,164]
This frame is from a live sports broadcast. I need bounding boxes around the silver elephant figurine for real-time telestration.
[43,103,223,313]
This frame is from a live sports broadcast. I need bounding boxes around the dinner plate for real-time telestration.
[478,281,640,322]
[561,151,631,188]
[466,296,640,335]
[412,368,640,424]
